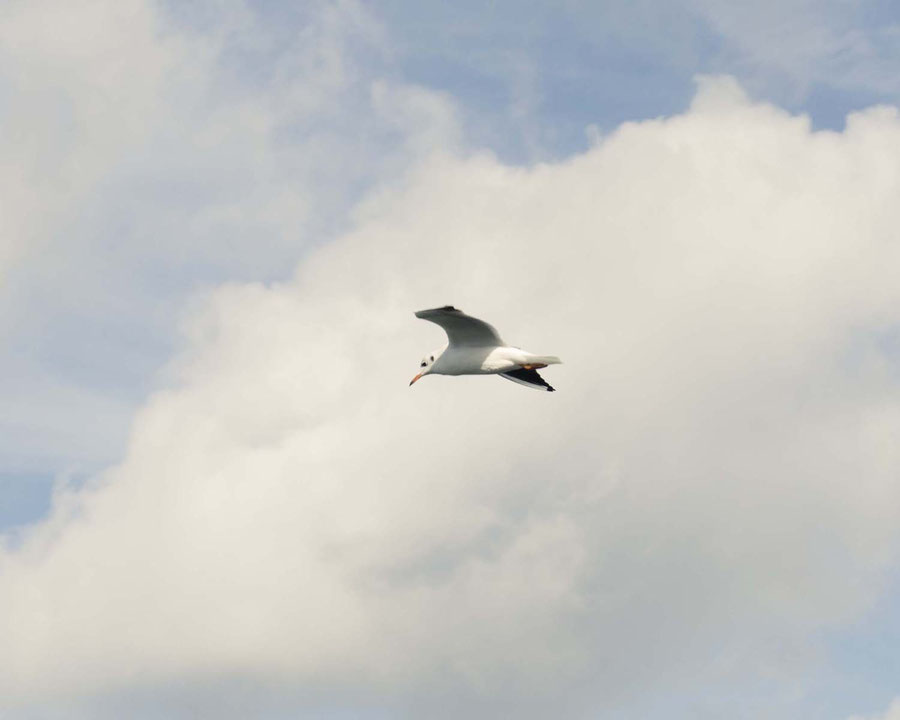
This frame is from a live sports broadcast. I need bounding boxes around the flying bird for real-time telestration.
[410,306,562,392]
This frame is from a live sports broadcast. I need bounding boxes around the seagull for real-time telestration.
[410,306,562,392]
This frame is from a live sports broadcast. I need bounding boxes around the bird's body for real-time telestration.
[410,306,561,391]
[430,344,554,375]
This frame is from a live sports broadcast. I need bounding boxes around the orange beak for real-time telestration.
[409,373,423,386]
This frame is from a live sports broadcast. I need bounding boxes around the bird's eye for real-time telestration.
[421,361,426,368]
[430,355,434,361]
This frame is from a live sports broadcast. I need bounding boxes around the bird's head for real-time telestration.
[409,349,440,386]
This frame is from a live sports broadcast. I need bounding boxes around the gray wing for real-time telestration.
[414,306,504,348]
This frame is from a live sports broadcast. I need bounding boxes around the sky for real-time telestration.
[1,0,900,717]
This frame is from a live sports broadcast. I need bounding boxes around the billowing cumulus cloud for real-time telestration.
[851,698,900,720]
[2,76,900,717]
[0,0,176,279]
[0,0,458,476]
[692,0,900,99]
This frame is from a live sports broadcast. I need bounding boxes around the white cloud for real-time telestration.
[692,0,900,99]
[0,0,460,476]
[0,0,185,272]
[1,77,900,717]
[850,698,900,720]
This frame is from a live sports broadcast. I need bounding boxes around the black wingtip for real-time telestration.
[501,367,556,392]
[439,305,459,312]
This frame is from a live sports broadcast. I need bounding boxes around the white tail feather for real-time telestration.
[530,355,562,365]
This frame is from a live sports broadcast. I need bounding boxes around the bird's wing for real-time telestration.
[499,368,555,392]
[414,306,504,348]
